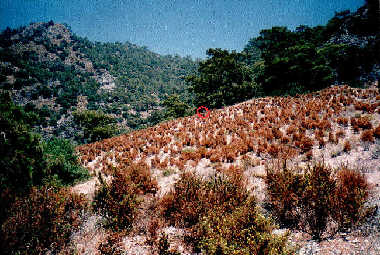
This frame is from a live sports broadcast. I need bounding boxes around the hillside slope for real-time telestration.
[73,85,380,254]
[0,21,198,142]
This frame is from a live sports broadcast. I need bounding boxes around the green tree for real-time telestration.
[73,110,118,143]
[255,27,334,95]
[186,48,259,109]
[162,94,191,119]
[146,109,166,126]
[0,92,45,192]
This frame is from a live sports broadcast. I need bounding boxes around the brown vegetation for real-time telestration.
[71,85,379,253]
[265,162,369,240]
[1,186,88,254]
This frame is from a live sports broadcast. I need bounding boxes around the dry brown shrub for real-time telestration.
[361,129,374,142]
[315,129,325,139]
[328,132,337,144]
[333,168,369,230]
[1,186,88,254]
[280,135,290,144]
[286,125,297,136]
[209,151,221,163]
[335,129,345,139]
[337,117,348,127]
[160,158,169,169]
[296,136,314,153]
[292,132,302,143]
[374,124,380,139]
[343,140,351,152]
[159,171,249,228]
[351,116,372,130]
[305,150,313,160]
[147,218,163,245]
[352,124,360,133]
[318,119,332,130]
[256,141,267,156]
[125,162,158,194]
[265,162,370,240]
[278,145,298,160]
[272,126,283,139]
[93,171,140,232]
[151,155,160,168]
[268,144,279,158]
[355,102,374,113]
[98,232,124,255]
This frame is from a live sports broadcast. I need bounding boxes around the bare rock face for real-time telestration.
[97,71,116,91]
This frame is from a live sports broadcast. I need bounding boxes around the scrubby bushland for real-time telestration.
[265,161,369,240]
[264,162,307,228]
[333,167,370,230]
[121,161,158,194]
[162,93,193,120]
[194,198,292,255]
[93,161,157,232]
[159,171,248,227]
[0,186,88,255]
[160,171,292,254]
[158,233,181,255]
[0,92,91,230]
[98,232,124,255]
[0,92,90,191]
[93,171,140,232]
[0,92,45,226]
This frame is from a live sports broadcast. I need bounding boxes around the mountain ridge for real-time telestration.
[0,21,198,142]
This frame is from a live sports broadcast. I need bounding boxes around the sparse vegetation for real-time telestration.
[1,1,379,253]
[265,161,369,240]
[159,171,293,254]
[0,186,88,255]
[93,170,140,232]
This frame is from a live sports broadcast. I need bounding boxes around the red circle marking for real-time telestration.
[197,106,210,119]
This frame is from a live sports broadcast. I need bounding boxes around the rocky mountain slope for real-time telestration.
[70,85,380,254]
[0,21,198,142]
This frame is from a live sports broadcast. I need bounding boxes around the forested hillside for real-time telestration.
[0,21,198,143]
[188,2,380,111]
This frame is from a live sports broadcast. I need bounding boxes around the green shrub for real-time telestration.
[73,109,118,143]
[158,171,292,253]
[0,186,88,255]
[195,199,292,255]
[0,92,44,193]
[186,48,258,109]
[43,137,90,186]
[301,163,336,239]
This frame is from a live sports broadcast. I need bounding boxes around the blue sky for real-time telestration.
[0,0,365,59]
